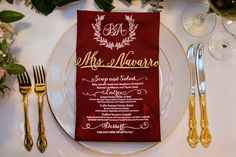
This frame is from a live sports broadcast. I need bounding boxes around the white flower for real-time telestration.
[0,28,3,38]
[0,22,15,46]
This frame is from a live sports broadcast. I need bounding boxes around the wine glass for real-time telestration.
[223,19,236,36]
[208,31,236,60]
[181,2,216,37]
[182,0,236,60]
[208,0,236,60]
[218,0,236,37]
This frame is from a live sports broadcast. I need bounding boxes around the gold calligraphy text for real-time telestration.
[76,51,159,71]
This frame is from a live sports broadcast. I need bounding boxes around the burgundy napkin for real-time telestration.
[75,11,161,142]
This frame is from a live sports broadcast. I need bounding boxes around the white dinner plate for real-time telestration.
[46,23,191,155]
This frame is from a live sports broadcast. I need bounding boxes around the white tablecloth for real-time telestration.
[1,0,236,156]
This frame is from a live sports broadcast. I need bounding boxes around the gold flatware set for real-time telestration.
[187,44,212,148]
[17,65,47,153]
[17,56,211,152]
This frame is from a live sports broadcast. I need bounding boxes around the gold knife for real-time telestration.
[196,43,212,148]
[187,44,199,148]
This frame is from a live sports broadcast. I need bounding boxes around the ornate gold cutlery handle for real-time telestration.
[37,95,47,153]
[200,95,212,148]
[187,95,199,148]
[23,95,33,151]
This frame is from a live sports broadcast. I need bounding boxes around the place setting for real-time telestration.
[1,0,236,156]
[46,0,236,154]
[46,7,190,156]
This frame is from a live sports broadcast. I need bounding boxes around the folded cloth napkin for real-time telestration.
[75,10,161,142]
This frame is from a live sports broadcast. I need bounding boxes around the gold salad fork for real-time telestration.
[17,71,34,151]
[33,65,47,153]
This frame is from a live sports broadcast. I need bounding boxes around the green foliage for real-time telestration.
[5,0,164,15]
[94,0,114,12]
[0,39,26,95]
[0,10,25,96]
[0,10,24,23]
[31,0,56,15]
[51,0,79,7]
[4,64,26,75]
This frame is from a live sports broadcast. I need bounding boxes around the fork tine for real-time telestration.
[17,74,22,84]
[22,74,26,84]
[22,73,27,84]
[41,66,45,83]
[39,66,45,83]
[20,73,26,84]
[33,66,37,84]
[25,71,31,85]
[34,66,41,84]
[38,66,42,84]
[37,66,41,84]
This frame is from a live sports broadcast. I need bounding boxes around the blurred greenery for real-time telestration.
[4,0,163,15]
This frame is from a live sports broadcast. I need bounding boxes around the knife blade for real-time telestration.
[196,43,212,148]
[187,44,199,148]
[196,43,206,97]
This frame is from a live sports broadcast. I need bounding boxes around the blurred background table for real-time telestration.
[0,0,236,156]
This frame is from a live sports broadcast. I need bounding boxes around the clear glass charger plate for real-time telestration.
[46,23,191,155]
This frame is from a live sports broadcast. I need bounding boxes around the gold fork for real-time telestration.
[33,65,47,153]
[17,71,34,151]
